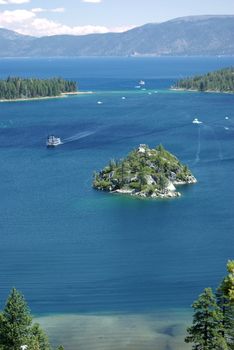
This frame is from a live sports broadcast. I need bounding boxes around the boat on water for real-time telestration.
[139,80,145,85]
[46,135,62,147]
[192,118,203,124]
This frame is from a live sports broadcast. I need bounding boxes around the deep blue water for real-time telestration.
[0,57,234,349]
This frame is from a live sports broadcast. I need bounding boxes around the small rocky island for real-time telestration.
[93,144,197,198]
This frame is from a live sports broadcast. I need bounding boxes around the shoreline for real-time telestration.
[0,91,93,103]
[170,87,234,94]
[95,177,197,200]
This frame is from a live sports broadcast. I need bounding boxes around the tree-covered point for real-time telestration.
[0,77,77,100]
[93,144,196,199]
[173,67,234,93]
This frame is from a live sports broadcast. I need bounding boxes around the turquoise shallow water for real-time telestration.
[0,57,234,349]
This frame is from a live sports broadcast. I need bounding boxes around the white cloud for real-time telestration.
[81,0,102,3]
[16,18,134,36]
[31,7,65,14]
[29,19,109,36]
[31,8,44,13]
[52,8,65,13]
[0,8,135,37]
[0,9,35,24]
[9,0,30,3]
[0,0,30,4]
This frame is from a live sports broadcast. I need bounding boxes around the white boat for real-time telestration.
[139,80,145,85]
[192,118,203,124]
[97,101,103,104]
[46,135,62,147]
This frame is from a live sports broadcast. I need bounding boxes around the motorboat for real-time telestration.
[192,118,203,124]
[46,135,62,147]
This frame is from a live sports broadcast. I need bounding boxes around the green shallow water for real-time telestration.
[36,310,191,350]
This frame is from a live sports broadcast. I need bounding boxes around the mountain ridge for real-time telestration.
[0,15,234,57]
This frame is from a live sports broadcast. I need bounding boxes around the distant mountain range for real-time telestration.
[1,15,234,57]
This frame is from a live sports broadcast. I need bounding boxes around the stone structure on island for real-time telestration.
[93,144,197,199]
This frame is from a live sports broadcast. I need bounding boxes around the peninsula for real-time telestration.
[172,67,234,93]
[93,144,197,198]
[0,77,77,101]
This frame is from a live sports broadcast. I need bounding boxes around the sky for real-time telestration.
[0,0,234,37]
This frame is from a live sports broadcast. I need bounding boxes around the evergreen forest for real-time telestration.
[174,67,234,93]
[0,77,77,100]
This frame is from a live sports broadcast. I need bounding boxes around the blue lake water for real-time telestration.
[0,57,234,349]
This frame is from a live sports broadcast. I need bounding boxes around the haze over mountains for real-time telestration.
[0,15,234,57]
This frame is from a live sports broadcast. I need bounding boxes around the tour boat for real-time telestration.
[192,118,203,124]
[46,135,62,147]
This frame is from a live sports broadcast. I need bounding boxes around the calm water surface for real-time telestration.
[0,57,234,349]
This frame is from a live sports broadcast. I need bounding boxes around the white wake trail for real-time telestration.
[63,131,95,143]
[194,126,201,164]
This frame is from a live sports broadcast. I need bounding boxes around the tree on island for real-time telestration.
[0,288,53,350]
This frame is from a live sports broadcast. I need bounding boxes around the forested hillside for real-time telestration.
[0,77,77,100]
[174,67,234,92]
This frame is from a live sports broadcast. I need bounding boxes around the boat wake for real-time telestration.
[209,126,223,161]
[63,131,95,143]
[193,121,227,164]
[194,126,201,164]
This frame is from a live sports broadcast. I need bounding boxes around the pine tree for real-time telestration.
[0,288,51,350]
[217,260,234,349]
[0,288,32,350]
[30,323,51,350]
[221,261,234,302]
[185,288,228,350]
